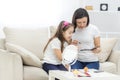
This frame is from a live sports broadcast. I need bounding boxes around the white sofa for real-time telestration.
[0,27,120,80]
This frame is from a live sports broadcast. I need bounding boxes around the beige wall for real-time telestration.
[88,11,120,32]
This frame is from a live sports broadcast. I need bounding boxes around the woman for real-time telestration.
[71,8,101,70]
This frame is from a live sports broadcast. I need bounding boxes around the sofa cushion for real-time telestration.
[6,42,42,68]
[96,38,117,62]
[0,49,8,53]
[100,62,116,74]
[0,38,5,49]
[24,66,48,80]
[50,26,57,37]
[4,27,50,59]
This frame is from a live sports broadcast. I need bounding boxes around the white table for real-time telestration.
[49,69,120,80]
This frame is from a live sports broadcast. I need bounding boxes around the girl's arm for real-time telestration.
[53,49,69,70]
[53,49,62,61]
[93,37,101,53]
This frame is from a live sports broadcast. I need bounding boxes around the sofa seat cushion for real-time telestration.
[100,62,116,74]
[4,27,50,59]
[24,66,48,80]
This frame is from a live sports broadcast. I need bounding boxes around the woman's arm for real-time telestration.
[93,37,101,53]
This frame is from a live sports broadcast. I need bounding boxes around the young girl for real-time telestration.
[42,21,74,74]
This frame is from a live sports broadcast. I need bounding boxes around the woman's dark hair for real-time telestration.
[72,8,90,31]
[43,21,74,52]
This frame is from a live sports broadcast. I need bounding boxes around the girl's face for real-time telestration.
[63,26,74,42]
[76,17,88,29]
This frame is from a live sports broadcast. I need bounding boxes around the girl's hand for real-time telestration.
[64,64,70,70]
[71,40,79,46]
[71,40,79,50]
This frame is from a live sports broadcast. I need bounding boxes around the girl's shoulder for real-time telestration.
[50,37,61,44]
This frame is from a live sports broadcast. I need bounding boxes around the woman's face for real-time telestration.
[63,26,74,42]
[76,17,88,29]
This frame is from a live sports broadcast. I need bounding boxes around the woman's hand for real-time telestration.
[93,37,101,53]
[92,47,101,53]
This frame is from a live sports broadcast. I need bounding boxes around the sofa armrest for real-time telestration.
[0,51,23,80]
[108,50,120,74]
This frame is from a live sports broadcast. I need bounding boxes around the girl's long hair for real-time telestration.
[43,21,74,53]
